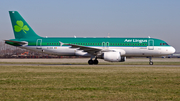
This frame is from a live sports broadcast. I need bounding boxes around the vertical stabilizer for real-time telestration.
[9,11,41,39]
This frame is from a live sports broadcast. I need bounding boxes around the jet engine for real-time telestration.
[102,52,126,62]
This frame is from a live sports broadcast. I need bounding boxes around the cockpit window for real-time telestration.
[160,43,168,46]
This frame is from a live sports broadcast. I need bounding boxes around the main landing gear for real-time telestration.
[88,57,99,65]
[149,57,153,65]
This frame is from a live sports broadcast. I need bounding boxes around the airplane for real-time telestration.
[5,11,176,65]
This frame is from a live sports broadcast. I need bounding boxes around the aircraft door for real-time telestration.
[36,39,42,49]
[102,42,109,49]
[148,39,154,50]
[102,42,105,47]
[106,42,109,47]
[105,42,109,49]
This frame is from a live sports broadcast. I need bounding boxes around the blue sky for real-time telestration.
[0,0,180,51]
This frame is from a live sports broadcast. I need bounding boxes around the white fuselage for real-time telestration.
[21,45,175,57]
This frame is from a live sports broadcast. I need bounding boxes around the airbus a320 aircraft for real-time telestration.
[5,11,176,65]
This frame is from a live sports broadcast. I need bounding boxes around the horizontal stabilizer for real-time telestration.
[5,40,27,46]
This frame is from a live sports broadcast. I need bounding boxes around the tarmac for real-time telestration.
[0,58,179,63]
[0,58,179,67]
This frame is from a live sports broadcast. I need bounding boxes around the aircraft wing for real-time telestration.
[65,44,102,55]
[5,40,27,46]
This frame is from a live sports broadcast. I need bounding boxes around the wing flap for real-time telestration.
[65,44,101,54]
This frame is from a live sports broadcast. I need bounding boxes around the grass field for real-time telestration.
[0,61,180,101]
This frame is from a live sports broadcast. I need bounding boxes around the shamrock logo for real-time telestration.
[14,20,29,33]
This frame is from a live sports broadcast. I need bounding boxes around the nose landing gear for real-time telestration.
[149,57,153,65]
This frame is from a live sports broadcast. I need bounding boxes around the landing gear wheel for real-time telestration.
[93,60,99,65]
[149,61,153,65]
[149,57,153,65]
[88,60,94,65]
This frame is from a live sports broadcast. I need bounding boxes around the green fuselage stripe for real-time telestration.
[8,37,170,47]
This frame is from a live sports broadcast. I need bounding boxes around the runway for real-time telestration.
[0,58,179,67]
[0,58,179,63]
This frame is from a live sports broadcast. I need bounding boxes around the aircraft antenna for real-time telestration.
[107,33,110,38]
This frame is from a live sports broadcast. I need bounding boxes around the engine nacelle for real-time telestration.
[102,52,126,62]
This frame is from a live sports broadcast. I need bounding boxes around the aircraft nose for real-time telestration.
[170,46,176,54]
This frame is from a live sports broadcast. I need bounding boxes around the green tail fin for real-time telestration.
[9,11,41,39]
